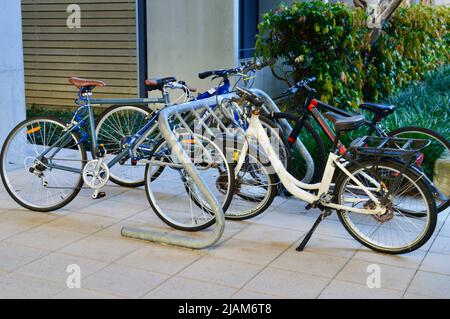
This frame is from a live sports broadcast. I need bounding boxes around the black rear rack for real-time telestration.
[349,136,431,158]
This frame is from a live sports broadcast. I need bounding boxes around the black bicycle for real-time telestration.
[266,78,450,213]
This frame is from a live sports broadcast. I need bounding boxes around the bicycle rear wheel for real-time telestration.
[388,126,450,212]
[335,159,437,254]
[96,105,160,188]
[1,117,86,212]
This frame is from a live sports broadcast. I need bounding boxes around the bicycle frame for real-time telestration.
[236,110,386,216]
[37,89,171,175]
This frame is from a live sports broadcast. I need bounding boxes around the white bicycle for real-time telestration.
[229,88,437,255]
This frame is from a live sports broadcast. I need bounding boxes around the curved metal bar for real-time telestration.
[251,88,315,183]
[121,93,237,249]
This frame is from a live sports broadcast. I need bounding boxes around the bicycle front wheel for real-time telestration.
[388,126,450,213]
[145,133,235,232]
[335,159,437,254]
[1,117,86,212]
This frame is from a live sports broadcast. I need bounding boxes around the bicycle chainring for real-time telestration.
[82,160,110,189]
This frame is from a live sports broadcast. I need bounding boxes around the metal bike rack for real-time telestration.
[121,93,237,249]
[251,89,315,183]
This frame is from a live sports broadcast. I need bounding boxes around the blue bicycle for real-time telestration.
[0,77,234,225]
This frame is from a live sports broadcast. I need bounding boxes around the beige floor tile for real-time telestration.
[245,267,329,299]
[115,244,203,275]
[419,252,450,276]
[233,223,303,247]
[403,292,438,299]
[79,199,148,219]
[429,235,450,255]
[353,248,426,270]
[64,195,106,213]
[315,219,363,239]
[0,273,64,299]
[0,242,50,272]
[52,288,122,299]
[335,259,416,291]
[0,210,58,228]
[271,250,349,278]
[126,208,170,226]
[179,256,263,288]
[5,225,86,251]
[143,276,237,299]
[440,220,450,237]
[253,209,317,232]
[299,234,362,258]
[231,289,283,299]
[0,198,26,210]
[194,220,251,241]
[45,213,119,235]
[0,223,35,241]
[83,264,168,298]
[109,188,148,205]
[16,252,107,284]
[407,271,450,299]
[78,185,129,199]
[60,235,144,263]
[319,280,403,299]
[207,238,286,266]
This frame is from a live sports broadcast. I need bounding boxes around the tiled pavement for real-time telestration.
[0,182,449,299]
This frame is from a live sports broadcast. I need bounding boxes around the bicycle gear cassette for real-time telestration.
[82,160,110,189]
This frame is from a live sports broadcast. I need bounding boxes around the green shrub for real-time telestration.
[256,1,449,109]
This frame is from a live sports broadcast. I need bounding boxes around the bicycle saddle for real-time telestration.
[360,103,396,118]
[145,77,177,91]
[69,77,106,88]
[334,115,365,133]
[324,111,355,124]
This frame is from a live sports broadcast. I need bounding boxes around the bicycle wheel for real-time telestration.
[270,113,326,183]
[335,159,437,254]
[225,148,278,220]
[96,105,161,188]
[1,117,86,212]
[388,126,450,212]
[145,133,234,232]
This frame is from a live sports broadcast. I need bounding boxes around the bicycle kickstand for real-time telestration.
[296,209,332,252]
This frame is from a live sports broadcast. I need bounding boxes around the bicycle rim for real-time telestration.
[1,118,85,211]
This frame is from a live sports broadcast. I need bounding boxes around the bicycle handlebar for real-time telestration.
[198,58,276,80]
[235,87,265,107]
[281,77,318,96]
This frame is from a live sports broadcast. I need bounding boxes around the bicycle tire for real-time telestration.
[145,134,235,232]
[95,104,162,188]
[388,126,450,213]
[1,116,87,212]
[335,158,437,254]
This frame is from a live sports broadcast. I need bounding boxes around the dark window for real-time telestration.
[239,0,259,59]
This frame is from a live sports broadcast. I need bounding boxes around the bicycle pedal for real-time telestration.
[92,192,106,200]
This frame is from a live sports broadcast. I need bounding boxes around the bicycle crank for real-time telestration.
[82,159,110,199]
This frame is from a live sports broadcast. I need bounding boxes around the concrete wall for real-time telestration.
[146,0,239,95]
[0,0,26,145]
